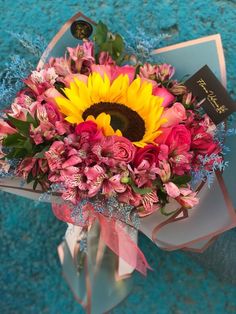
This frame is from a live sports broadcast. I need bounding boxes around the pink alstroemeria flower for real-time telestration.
[48,57,72,77]
[62,170,87,191]
[24,68,58,96]
[98,51,116,65]
[44,87,64,104]
[157,63,175,81]
[140,191,159,216]
[45,141,65,172]
[156,161,171,183]
[139,63,159,80]
[130,160,157,187]
[16,158,36,179]
[84,165,106,197]
[0,119,17,135]
[164,182,180,198]
[67,41,94,74]
[62,187,79,205]
[170,151,193,176]
[117,186,142,208]
[176,186,199,209]
[102,174,127,197]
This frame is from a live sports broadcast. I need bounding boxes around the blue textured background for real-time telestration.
[1,1,236,313]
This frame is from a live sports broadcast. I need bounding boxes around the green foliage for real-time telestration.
[160,206,179,216]
[171,174,191,186]
[128,178,152,195]
[6,113,38,136]
[3,114,49,160]
[157,188,168,206]
[94,21,125,64]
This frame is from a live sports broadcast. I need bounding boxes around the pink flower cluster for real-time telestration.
[0,39,223,218]
[42,103,220,214]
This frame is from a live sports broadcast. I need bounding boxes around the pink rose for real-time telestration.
[133,144,160,167]
[153,85,175,107]
[75,121,102,142]
[92,136,136,166]
[76,121,97,135]
[162,102,187,127]
[156,125,191,154]
[111,136,136,163]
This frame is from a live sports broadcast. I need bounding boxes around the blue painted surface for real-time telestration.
[0,1,236,313]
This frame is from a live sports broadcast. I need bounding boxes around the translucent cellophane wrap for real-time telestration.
[58,222,134,314]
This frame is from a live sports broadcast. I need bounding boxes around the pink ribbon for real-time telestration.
[52,202,151,276]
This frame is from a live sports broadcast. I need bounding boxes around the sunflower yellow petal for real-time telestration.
[65,115,83,124]
[53,72,167,147]
[55,97,83,117]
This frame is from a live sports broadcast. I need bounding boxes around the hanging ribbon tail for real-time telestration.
[98,214,152,276]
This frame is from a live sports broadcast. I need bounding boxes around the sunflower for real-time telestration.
[55,72,166,147]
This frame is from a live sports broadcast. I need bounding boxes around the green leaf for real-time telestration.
[94,21,125,64]
[7,115,30,135]
[129,179,152,195]
[33,179,39,190]
[172,174,191,186]
[94,21,108,45]
[23,138,33,153]
[26,171,34,184]
[157,189,168,204]
[26,112,38,128]
[100,41,113,55]
[6,148,28,159]
[33,145,50,158]
[3,133,25,147]
[112,34,124,56]
[135,64,142,77]
[160,206,179,217]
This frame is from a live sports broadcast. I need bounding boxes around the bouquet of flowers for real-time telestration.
[0,12,235,314]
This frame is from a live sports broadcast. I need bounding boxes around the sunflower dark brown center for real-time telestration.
[82,102,145,141]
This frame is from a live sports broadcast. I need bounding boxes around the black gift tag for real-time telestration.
[185,65,235,124]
